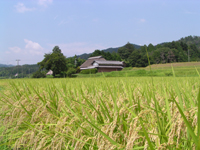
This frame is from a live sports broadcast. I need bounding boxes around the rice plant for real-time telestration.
[0,76,199,149]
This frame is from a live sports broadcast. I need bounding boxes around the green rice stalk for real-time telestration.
[139,117,154,150]
[197,87,200,149]
[172,96,198,145]
[82,116,122,148]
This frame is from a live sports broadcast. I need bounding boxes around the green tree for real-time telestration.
[32,71,46,78]
[90,50,102,57]
[38,46,67,77]
[104,52,113,60]
[147,43,155,52]
[128,50,141,67]
[65,68,76,77]
[118,43,135,60]
[189,44,200,60]
[112,52,121,61]
[180,41,188,51]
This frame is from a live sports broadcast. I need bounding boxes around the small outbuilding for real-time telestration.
[80,56,125,72]
[46,70,53,75]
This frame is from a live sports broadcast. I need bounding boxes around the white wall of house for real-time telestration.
[93,62,99,67]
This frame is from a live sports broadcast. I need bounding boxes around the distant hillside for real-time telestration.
[77,43,141,59]
[76,53,91,60]
[178,35,200,48]
[0,64,39,78]
[0,64,14,68]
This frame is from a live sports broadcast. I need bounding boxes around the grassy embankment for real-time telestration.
[0,70,200,149]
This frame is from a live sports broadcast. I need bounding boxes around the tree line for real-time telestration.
[89,36,200,67]
[0,64,39,79]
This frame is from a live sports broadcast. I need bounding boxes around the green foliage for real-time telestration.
[152,47,184,64]
[90,50,102,57]
[76,66,81,73]
[38,46,68,77]
[83,36,200,68]
[32,71,46,78]
[0,64,39,78]
[77,44,141,59]
[90,50,121,61]
[0,64,14,67]
[80,68,97,74]
[147,43,155,52]
[66,55,86,68]
[179,35,200,48]
[128,50,148,67]
[65,68,76,77]
[165,72,173,76]
[118,42,135,60]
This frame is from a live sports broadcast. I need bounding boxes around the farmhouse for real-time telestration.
[80,56,125,72]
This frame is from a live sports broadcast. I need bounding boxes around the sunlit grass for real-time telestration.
[0,76,199,149]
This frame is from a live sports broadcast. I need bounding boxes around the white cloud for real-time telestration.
[24,39,43,50]
[15,3,35,13]
[38,0,53,7]
[6,40,44,56]
[24,39,44,55]
[9,47,22,53]
[5,51,11,54]
[4,40,46,65]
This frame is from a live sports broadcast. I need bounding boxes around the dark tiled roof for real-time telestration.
[80,56,106,68]
[80,55,125,70]
[88,56,103,59]
[94,60,123,65]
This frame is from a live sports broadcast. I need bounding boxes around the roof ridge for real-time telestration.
[88,56,102,59]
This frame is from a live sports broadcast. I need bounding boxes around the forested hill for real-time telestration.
[0,64,39,78]
[0,64,14,67]
[178,35,200,48]
[83,35,200,67]
[77,43,141,59]
[77,36,200,61]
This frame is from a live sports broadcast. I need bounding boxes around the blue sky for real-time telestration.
[1,0,200,65]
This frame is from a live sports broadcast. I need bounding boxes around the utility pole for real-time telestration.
[74,55,77,67]
[188,49,190,62]
[75,58,77,67]
[16,59,20,78]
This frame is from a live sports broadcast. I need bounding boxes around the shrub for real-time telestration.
[165,72,173,76]
[32,71,46,78]
[76,66,81,73]
[80,68,97,74]
[66,68,76,77]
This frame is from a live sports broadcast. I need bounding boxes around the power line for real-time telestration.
[16,59,21,66]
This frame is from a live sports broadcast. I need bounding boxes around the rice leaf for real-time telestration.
[173,98,198,145]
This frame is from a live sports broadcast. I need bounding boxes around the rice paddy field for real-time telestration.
[0,71,200,149]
